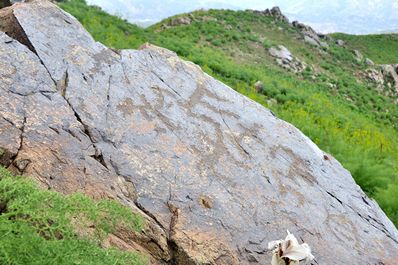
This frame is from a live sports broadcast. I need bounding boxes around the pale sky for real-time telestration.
[86,0,398,34]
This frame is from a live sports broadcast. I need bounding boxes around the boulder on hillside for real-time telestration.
[353,49,364,62]
[169,16,191,26]
[292,21,318,37]
[381,64,398,92]
[254,80,264,92]
[366,68,385,91]
[304,35,320,46]
[268,45,293,61]
[292,21,329,48]
[268,45,306,73]
[268,6,289,23]
[336,39,345,46]
[365,58,375,65]
[365,65,398,99]
[250,6,289,23]
[1,1,398,264]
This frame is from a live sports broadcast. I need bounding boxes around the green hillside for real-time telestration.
[59,0,398,226]
[331,33,398,64]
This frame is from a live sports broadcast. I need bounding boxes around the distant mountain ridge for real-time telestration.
[86,0,398,34]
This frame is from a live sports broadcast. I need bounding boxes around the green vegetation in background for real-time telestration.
[60,0,398,227]
[0,167,147,265]
[59,0,147,49]
[331,33,398,64]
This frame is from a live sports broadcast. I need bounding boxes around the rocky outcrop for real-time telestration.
[380,64,398,101]
[250,6,289,23]
[336,39,345,46]
[171,17,191,26]
[251,7,330,49]
[366,64,398,98]
[353,49,364,62]
[268,45,306,73]
[366,68,385,89]
[382,64,398,91]
[1,1,398,264]
[160,14,195,30]
[168,16,192,26]
[365,58,375,66]
[292,21,329,48]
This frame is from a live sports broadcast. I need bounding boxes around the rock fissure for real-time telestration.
[57,69,68,97]
[151,70,182,98]
[355,211,398,245]
[325,191,343,205]
[7,88,56,97]
[324,188,398,246]
[10,115,26,169]
[1,115,16,128]
[135,201,168,235]
[134,200,178,262]
[219,113,252,159]
[0,9,35,53]
[57,76,112,173]
[105,64,112,122]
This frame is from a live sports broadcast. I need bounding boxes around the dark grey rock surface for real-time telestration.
[1,1,398,264]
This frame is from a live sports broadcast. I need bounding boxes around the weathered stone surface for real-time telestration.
[365,58,375,66]
[0,3,170,263]
[336,39,345,46]
[366,68,385,89]
[1,1,398,264]
[268,45,306,73]
[169,16,191,26]
[353,49,364,62]
[382,64,398,92]
[365,65,398,99]
[304,35,319,46]
[292,21,329,48]
[249,6,289,23]
[269,45,293,61]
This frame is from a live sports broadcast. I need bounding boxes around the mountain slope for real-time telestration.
[57,0,398,226]
[331,33,398,64]
[85,0,398,34]
[284,0,398,34]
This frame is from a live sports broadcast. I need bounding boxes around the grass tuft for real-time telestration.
[0,167,147,265]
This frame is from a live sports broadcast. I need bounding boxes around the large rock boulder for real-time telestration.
[336,39,345,46]
[366,68,385,90]
[382,64,398,92]
[268,45,306,73]
[1,1,398,264]
[169,16,191,26]
[292,21,329,48]
[365,65,398,100]
[250,6,289,23]
[353,49,364,62]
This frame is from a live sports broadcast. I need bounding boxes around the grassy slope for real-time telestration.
[59,0,398,226]
[0,167,147,265]
[331,33,398,64]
